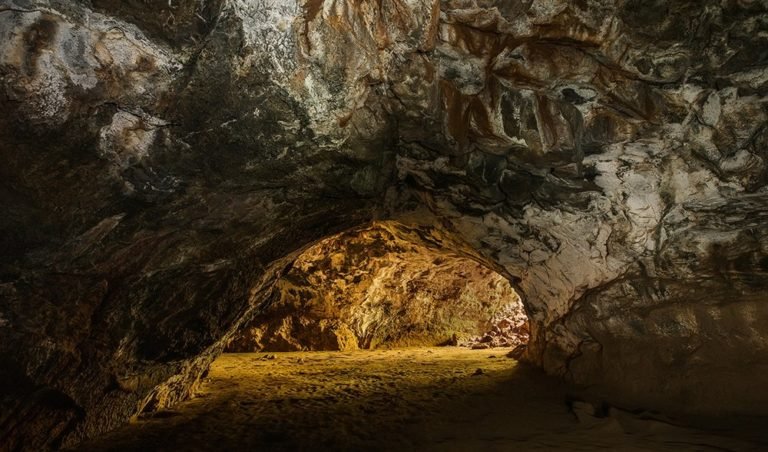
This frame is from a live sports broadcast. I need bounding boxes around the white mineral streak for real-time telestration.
[98,111,162,169]
[229,0,299,74]
[0,2,178,124]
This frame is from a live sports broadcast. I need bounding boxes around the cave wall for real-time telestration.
[227,222,526,352]
[1,0,767,449]
[0,0,390,448]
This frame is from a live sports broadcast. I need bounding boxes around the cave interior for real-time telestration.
[1,0,768,450]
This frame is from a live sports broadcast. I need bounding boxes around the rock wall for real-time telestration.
[1,0,767,449]
[227,222,526,352]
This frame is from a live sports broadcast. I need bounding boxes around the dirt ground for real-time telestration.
[75,348,768,451]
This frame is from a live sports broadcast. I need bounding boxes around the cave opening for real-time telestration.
[76,221,549,451]
[226,221,530,354]
[73,222,768,451]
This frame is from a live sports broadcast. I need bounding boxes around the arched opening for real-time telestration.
[73,221,554,451]
[226,221,529,353]
[73,221,768,451]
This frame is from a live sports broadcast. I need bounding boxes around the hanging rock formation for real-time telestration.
[1,0,767,449]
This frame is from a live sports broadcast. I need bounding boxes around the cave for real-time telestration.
[226,221,530,353]
[2,0,768,450]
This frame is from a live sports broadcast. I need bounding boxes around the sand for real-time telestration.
[74,348,768,451]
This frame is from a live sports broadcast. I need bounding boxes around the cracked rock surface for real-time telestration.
[1,0,767,449]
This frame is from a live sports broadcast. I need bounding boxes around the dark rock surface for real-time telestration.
[1,0,767,449]
[226,222,526,352]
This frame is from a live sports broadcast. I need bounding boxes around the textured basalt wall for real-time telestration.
[227,222,526,352]
[1,0,767,449]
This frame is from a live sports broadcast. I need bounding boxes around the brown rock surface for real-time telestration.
[1,0,767,448]
[227,222,526,352]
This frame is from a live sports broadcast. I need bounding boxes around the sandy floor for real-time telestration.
[75,348,768,451]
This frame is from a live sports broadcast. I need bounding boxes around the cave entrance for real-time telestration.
[226,221,529,353]
[78,222,766,451]
[77,222,537,450]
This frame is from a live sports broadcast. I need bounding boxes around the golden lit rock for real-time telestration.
[227,222,529,351]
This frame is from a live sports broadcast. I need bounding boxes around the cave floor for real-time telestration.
[76,348,767,451]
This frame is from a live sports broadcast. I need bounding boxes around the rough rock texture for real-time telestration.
[1,0,768,449]
[463,312,530,350]
[226,222,525,351]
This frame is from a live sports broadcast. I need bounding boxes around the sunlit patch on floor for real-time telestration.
[75,348,767,451]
